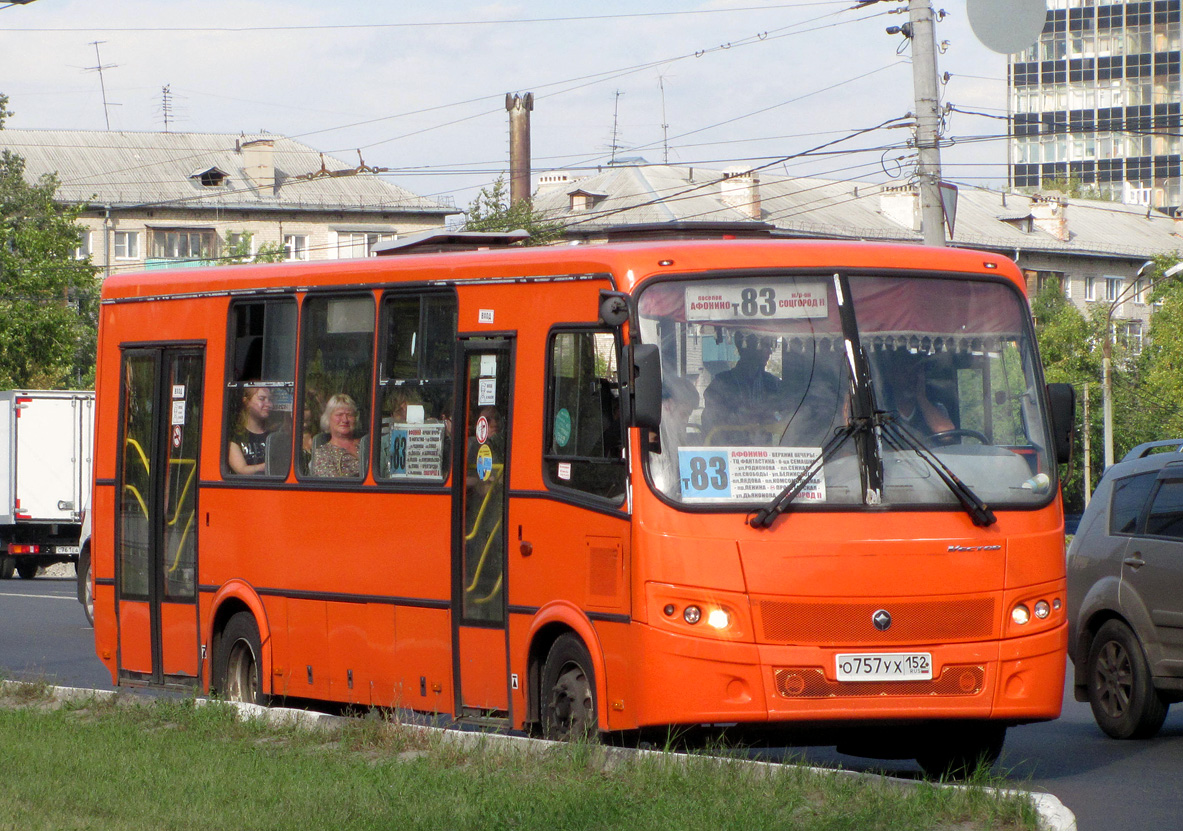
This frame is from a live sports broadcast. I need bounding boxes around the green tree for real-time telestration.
[0,93,11,130]
[1032,277,1097,510]
[463,175,564,245]
[221,230,285,265]
[0,147,101,389]
[1134,254,1183,442]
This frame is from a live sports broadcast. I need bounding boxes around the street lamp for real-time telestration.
[1102,260,1183,470]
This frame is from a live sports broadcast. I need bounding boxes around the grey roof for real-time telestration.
[533,164,1183,262]
[0,129,453,215]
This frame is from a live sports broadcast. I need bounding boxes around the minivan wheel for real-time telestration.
[1087,619,1168,739]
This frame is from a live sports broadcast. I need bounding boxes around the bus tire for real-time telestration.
[16,561,38,580]
[1086,619,1168,740]
[78,550,94,627]
[216,612,265,706]
[0,556,13,580]
[915,722,1006,780]
[540,633,598,741]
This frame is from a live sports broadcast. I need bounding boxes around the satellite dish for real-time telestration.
[967,0,1047,55]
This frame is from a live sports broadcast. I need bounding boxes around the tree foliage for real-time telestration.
[0,150,101,388]
[463,176,564,245]
[221,230,285,265]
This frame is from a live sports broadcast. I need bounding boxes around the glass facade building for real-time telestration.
[1009,0,1182,210]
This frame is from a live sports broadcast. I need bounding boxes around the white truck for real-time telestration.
[0,390,94,580]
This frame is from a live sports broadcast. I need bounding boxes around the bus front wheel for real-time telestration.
[540,634,598,741]
[914,722,1006,779]
[216,612,264,706]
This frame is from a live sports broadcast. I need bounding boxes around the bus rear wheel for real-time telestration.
[0,557,13,579]
[217,612,264,705]
[540,634,598,741]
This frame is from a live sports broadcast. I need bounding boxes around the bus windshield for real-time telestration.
[637,272,1055,511]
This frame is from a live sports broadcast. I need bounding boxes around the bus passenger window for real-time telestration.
[299,294,375,480]
[224,298,296,477]
[376,293,456,483]
[544,330,626,501]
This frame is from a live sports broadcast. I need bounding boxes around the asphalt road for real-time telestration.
[4,574,1182,830]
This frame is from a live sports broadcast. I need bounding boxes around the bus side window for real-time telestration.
[224,298,296,477]
[376,292,456,483]
[299,294,375,480]
[544,329,626,502]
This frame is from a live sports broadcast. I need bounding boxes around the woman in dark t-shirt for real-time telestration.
[228,386,273,474]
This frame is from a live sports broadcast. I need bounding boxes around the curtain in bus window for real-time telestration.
[119,354,155,597]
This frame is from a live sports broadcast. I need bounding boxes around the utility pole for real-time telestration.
[906,0,946,246]
[505,92,533,208]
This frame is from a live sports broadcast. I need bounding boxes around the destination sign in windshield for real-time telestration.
[684,281,828,322]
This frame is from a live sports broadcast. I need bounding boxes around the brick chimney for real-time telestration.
[720,167,761,220]
[1031,195,1069,241]
[241,138,276,196]
[879,185,921,232]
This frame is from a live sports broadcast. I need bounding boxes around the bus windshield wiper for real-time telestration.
[749,419,862,529]
[879,416,997,528]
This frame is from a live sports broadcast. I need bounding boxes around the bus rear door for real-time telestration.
[452,338,513,719]
[115,347,203,686]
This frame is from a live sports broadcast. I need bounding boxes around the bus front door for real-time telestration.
[452,339,512,719]
[115,347,203,687]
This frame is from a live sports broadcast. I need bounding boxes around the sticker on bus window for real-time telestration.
[553,408,572,447]
[479,309,495,324]
[557,461,572,480]
[476,444,494,481]
[479,378,496,406]
[171,384,186,400]
[684,281,828,322]
[171,400,186,426]
[480,354,497,376]
[677,447,825,503]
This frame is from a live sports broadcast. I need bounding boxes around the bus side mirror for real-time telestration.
[1047,382,1076,466]
[632,344,662,430]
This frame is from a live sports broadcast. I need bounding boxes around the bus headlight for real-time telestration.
[683,605,702,625]
[1011,604,1031,625]
[647,583,752,642]
[707,608,731,630]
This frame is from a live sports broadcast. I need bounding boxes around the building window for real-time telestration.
[1120,321,1145,354]
[283,234,309,261]
[336,231,394,259]
[1105,276,1123,303]
[73,231,92,260]
[151,229,215,261]
[114,231,139,259]
[1086,275,1097,301]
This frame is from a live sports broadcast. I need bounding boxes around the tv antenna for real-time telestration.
[658,75,671,165]
[85,41,119,130]
[609,89,624,165]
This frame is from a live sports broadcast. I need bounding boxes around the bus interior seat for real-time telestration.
[265,430,292,476]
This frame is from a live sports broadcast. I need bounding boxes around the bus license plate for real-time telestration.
[836,652,932,682]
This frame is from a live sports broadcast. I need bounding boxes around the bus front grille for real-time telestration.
[774,665,985,698]
[755,597,996,645]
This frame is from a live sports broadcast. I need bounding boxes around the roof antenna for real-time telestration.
[658,75,671,165]
[85,41,119,131]
[160,84,173,133]
[609,90,624,165]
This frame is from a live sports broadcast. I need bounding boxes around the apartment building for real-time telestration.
[1009,0,1182,210]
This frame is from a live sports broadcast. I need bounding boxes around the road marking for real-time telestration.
[0,592,74,601]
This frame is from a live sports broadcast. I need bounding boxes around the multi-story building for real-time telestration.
[0,129,455,276]
[1009,0,1182,210]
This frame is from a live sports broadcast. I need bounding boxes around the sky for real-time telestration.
[0,0,1019,215]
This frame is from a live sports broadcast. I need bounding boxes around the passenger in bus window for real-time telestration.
[227,386,273,475]
[311,393,363,477]
[701,333,783,445]
[884,353,954,436]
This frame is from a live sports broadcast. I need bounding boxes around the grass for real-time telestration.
[0,682,1042,831]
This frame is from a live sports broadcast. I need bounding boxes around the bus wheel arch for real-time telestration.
[208,583,271,701]
[525,606,605,737]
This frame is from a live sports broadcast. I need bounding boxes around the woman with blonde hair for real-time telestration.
[311,393,363,477]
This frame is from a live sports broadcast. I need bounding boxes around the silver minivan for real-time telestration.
[1068,440,1183,739]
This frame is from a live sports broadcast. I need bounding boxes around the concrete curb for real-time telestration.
[43,685,1075,830]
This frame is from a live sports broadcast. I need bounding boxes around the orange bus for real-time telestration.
[89,237,1074,774]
